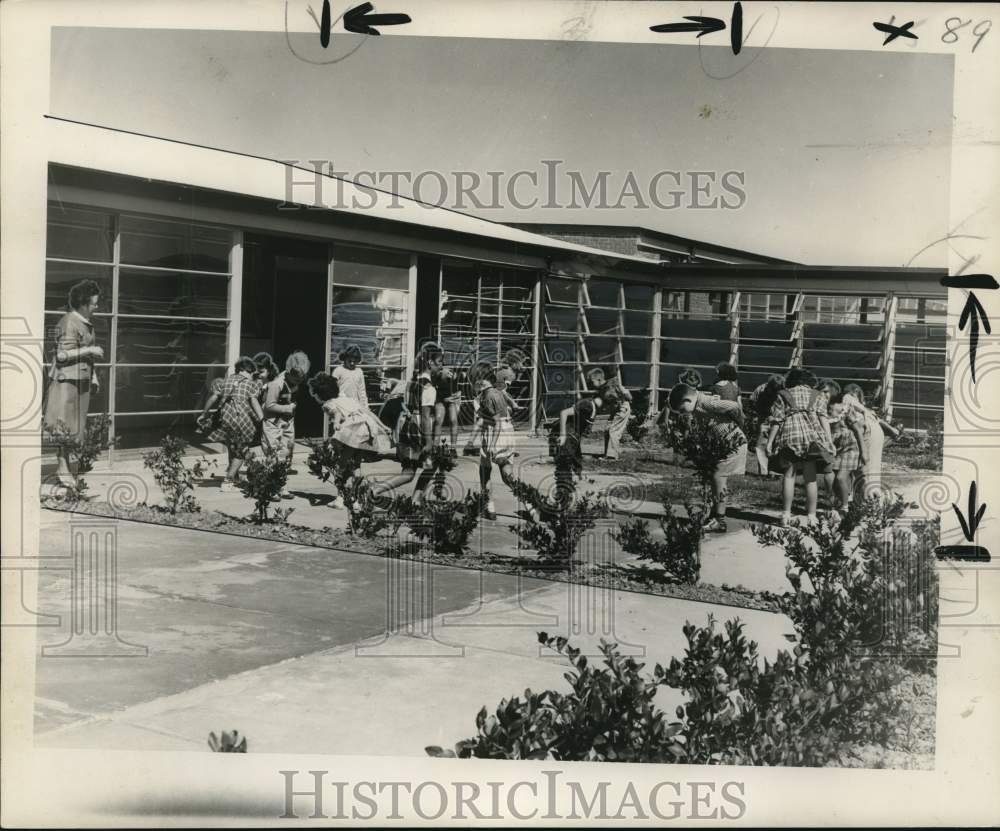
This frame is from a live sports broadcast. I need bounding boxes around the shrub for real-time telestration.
[613,500,705,583]
[507,478,610,565]
[240,450,291,523]
[44,414,115,499]
[400,490,483,556]
[142,435,215,514]
[438,496,937,766]
[426,633,683,762]
[307,438,400,537]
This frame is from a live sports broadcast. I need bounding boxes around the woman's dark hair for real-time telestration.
[715,361,738,382]
[785,367,817,389]
[339,344,363,364]
[668,383,695,411]
[308,372,339,402]
[416,342,443,372]
[252,352,278,381]
[68,279,101,311]
[234,356,256,374]
[817,377,841,395]
[843,383,866,405]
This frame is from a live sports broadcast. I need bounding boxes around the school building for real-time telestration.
[42,118,948,453]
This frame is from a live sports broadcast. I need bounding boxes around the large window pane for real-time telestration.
[546,278,579,304]
[584,337,618,363]
[621,337,651,362]
[116,319,228,364]
[584,308,620,335]
[544,340,578,363]
[331,287,408,327]
[623,283,655,311]
[114,412,202,450]
[587,278,620,307]
[120,216,231,272]
[334,244,410,289]
[46,205,114,262]
[118,268,229,318]
[45,262,113,312]
[622,311,652,336]
[114,365,221,413]
[545,306,578,334]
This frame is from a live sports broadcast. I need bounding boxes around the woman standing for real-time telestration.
[44,279,103,487]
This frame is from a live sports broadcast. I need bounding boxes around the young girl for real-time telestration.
[553,393,603,508]
[309,372,392,509]
[199,356,264,492]
[668,382,747,533]
[586,367,632,460]
[262,367,305,469]
[749,374,784,476]
[766,367,835,525]
[712,362,741,403]
[477,370,519,520]
[371,368,438,505]
[332,345,368,408]
[842,383,899,499]
[463,350,527,456]
[824,393,868,509]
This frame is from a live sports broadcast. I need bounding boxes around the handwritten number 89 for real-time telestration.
[942,17,992,52]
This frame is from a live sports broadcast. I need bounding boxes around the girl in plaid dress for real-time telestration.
[765,367,835,525]
[824,393,868,509]
[202,357,264,492]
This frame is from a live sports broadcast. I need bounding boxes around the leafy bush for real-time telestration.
[307,438,400,537]
[400,490,483,556]
[437,495,937,766]
[44,414,115,499]
[661,412,740,486]
[612,501,705,583]
[240,451,291,523]
[507,478,610,565]
[142,435,215,514]
[426,633,683,762]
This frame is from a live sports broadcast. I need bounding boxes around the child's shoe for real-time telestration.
[220,479,237,493]
[483,500,498,521]
[703,517,728,533]
[329,496,345,509]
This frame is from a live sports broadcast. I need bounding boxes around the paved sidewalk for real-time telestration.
[34,510,792,755]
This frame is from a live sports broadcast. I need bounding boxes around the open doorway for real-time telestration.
[241,233,329,439]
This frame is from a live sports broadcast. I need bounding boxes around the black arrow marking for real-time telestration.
[941,274,999,290]
[343,2,411,36]
[958,292,991,383]
[730,2,743,55]
[320,0,332,47]
[651,16,726,38]
[953,481,987,543]
[874,17,917,45]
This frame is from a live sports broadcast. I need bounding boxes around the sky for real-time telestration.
[50,27,954,266]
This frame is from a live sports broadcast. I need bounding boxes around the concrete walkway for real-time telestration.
[34,510,793,755]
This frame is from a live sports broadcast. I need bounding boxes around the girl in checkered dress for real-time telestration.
[824,393,868,509]
[203,356,264,492]
[765,367,835,525]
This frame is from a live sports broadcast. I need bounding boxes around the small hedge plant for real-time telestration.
[142,435,215,514]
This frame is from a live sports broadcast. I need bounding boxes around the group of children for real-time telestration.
[661,361,900,531]
[197,341,528,519]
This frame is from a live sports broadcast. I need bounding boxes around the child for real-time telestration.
[262,366,305,471]
[749,374,784,476]
[477,370,519,520]
[824,393,868,509]
[712,362,741,402]
[842,383,899,498]
[463,350,527,456]
[371,369,438,505]
[552,393,602,509]
[332,345,368,408]
[199,356,264,492]
[586,367,632,460]
[765,367,835,525]
[309,372,392,509]
[668,383,747,533]
[817,377,841,399]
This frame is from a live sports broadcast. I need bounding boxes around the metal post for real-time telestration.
[882,293,898,420]
[729,290,742,366]
[323,241,334,438]
[406,253,418,375]
[107,216,121,466]
[529,272,542,434]
[650,286,662,414]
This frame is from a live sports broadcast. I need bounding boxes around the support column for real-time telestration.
[729,290,742,366]
[529,272,543,434]
[882,293,899,420]
[405,253,418,376]
[650,287,663,413]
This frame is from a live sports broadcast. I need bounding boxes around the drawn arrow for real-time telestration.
[953,481,987,543]
[958,292,991,384]
[343,2,411,36]
[650,16,726,38]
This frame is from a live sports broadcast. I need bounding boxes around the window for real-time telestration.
[44,203,235,452]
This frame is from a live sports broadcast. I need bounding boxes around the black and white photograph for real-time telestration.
[2,1,998,826]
